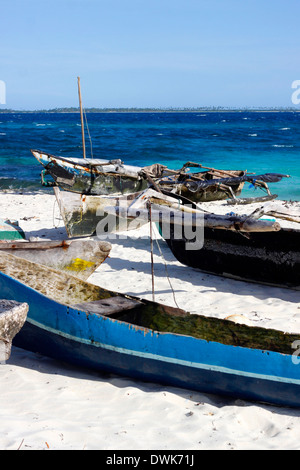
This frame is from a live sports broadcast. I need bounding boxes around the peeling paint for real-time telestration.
[64,258,95,272]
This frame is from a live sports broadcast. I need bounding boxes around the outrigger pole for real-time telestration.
[77,76,86,159]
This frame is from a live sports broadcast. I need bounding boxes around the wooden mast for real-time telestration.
[77,76,86,159]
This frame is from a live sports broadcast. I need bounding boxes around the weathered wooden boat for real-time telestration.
[31,78,149,196]
[2,251,300,407]
[32,149,149,196]
[0,239,111,280]
[163,221,300,290]
[154,168,246,202]
[31,77,289,204]
[160,201,300,289]
[107,189,300,290]
[154,161,290,203]
[0,219,25,241]
[158,194,300,289]
[0,299,28,361]
[32,135,288,204]
[35,149,282,204]
[54,186,147,237]
[32,147,252,202]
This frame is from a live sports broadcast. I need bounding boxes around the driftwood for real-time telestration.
[112,188,281,232]
[0,300,28,361]
[264,205,300,224]
[238,202,300,225]
[227,195,278,205]
[184,172,289,190]
[179,161,243,178]
[108,204,281,233]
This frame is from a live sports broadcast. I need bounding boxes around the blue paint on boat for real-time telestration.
[1,268,300,407]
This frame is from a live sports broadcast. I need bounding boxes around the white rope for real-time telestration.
[153,226,180,310]
[83,108,94,159]
[52,198,61,229]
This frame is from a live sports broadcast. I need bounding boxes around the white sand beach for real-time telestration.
[1,190,300,450]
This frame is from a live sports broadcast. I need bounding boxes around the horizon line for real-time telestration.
[0,106,299,113]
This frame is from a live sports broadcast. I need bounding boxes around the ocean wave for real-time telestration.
[272,144,294,147]
[0,111,299,201]
[0,132,6,136]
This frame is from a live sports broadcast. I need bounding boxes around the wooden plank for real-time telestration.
[109,205,281,232]
[77,76,86,159]
[0,240,72,250]
[227,195,278,205]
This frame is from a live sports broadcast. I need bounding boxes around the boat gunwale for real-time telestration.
[31,149,143,177]
[0,251,300,357]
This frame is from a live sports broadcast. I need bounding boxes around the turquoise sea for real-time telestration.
[0,111,299,200]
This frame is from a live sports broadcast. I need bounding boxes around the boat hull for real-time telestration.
[0,239,111,280]
[163,223,300,289]
[158,170,245,202]
[33,150,247,202]
[1,253,300,407]
[54,187,146,237]
[0,219,25,241]
[13,319,300,408]
[32,150,148,195]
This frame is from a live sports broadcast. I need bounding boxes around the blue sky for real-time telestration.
[1,0,299,109]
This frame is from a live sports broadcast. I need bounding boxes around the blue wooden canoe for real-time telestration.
[1,251,300,408]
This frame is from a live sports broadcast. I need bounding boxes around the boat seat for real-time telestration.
[71,295,142,316]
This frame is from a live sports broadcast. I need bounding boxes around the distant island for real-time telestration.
[0,106,299,113]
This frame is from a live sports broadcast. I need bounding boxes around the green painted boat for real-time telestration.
[0,219,25,241]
